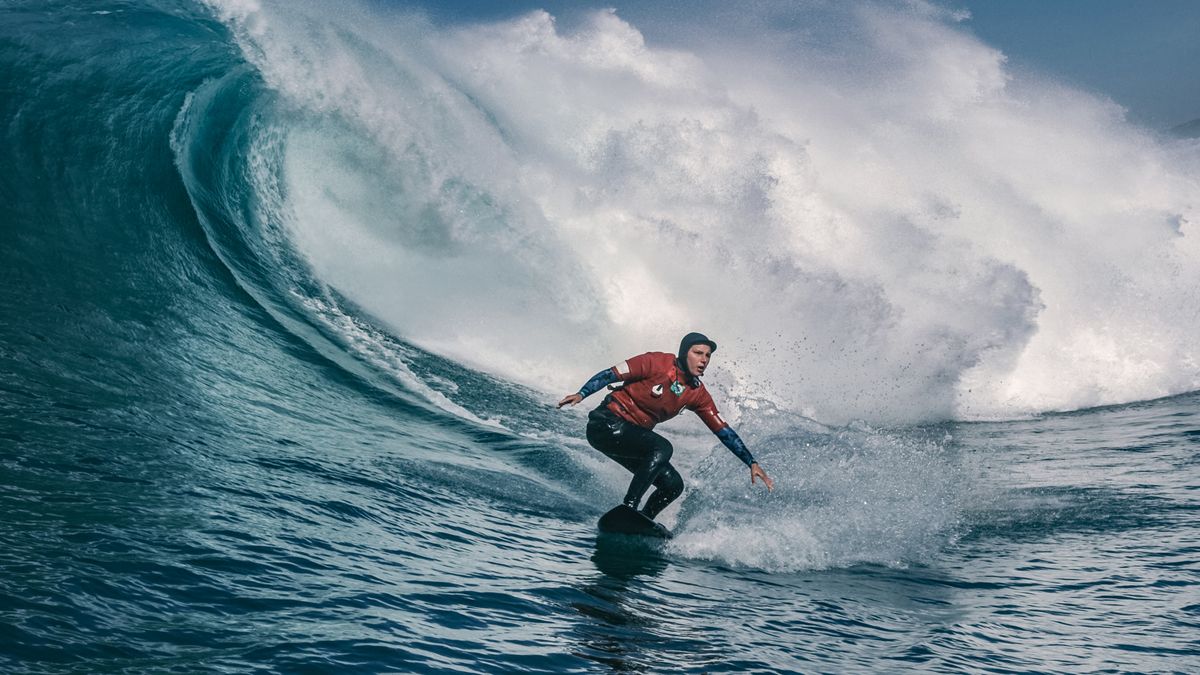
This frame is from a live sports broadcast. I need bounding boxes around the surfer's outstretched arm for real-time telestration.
[716,426,774,491]
[558,355,655,408]
[694,399,774,491]
[556,367,620,408]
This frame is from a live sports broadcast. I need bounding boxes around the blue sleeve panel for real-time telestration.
[715,426,756,467]
[578,368,619,399]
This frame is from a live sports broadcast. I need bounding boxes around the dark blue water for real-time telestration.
[2,1,1198,672]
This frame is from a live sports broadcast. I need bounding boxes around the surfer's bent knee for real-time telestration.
[646,434,673,465]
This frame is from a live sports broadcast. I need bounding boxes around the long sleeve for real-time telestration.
[691,391,756,467]
[577,368,619,399]
[715,426,756,467]
[579,352,658,399]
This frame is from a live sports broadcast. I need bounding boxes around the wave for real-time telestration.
[196,0,1200,426]
[5,0,1198,577]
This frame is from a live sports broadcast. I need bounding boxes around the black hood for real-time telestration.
[676,332,717,386]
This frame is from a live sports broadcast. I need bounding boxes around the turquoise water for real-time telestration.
[2,1,1198,672]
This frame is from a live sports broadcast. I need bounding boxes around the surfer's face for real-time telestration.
[686,344,712,378]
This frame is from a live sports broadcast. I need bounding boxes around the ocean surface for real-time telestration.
[2,1,1198,672]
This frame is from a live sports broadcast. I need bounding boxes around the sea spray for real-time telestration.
[671,408,967,571]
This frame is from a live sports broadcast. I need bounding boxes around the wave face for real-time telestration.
[2,1,1199,673]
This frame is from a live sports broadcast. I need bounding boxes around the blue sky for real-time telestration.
[959,0,1200,129]
[400,0,1199,130]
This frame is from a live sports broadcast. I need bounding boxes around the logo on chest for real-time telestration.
[650,381,686,398]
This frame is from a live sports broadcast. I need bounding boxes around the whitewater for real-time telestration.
[1,0,1197,672]
[210,0,1200,424]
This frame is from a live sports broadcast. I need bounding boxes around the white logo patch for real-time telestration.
[651,384,664,397]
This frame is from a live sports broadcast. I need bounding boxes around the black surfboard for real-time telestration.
[598,504,672,539]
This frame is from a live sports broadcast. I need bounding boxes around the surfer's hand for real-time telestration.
[557,393,583,408]
[751,463,774,491]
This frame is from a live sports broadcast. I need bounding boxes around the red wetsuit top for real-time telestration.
[605,352,727,433]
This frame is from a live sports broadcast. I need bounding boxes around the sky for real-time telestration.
[396,0,1200,132]
[958,0,1200,130]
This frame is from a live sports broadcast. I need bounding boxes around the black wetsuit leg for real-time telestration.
[586,405,685,517]
[640,465,683,519]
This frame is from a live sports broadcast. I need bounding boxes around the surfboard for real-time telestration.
[598,504,672,539]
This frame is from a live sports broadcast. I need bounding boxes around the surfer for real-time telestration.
[557,332,773,522]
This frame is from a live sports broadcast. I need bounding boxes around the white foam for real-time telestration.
[671,418,967,572]
[208,0,1200,423]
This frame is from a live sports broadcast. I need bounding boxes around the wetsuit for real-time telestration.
[575,351,755,518]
